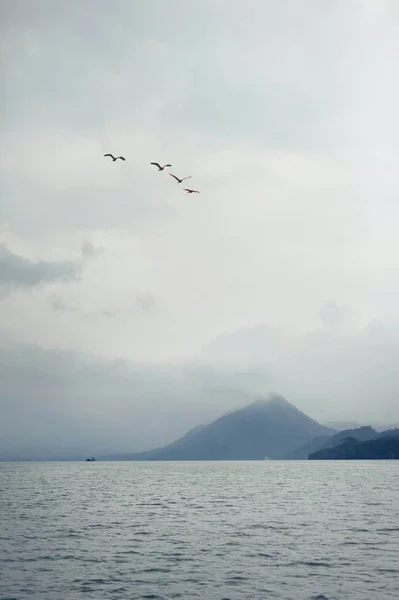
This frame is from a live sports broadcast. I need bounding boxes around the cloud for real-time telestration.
[50,294,79,313]
[136,289,156,311]
[48,287,156,319]
[99,309,118,319]
[0,0,399,447]
[81,240,103,257]
[319,301,364,330]
[0,243,79,293]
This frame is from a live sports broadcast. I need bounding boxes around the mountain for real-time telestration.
[105,424,207,461]
[324,421,362,431]
[104,395,334,461]
[283,426,378,459]
[325,421,399,433]
[377,427,399,438]
[281,435,333,460]
[309,429,399,459]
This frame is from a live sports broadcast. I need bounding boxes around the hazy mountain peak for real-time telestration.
[106,396,333,461]
[248,394,291,408]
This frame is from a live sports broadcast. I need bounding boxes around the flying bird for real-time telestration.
[150,162,172,171]
[169,173,192,184]
[104,154,125,162]
[184,188,200,194]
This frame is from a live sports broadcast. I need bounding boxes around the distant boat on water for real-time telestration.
[85,457,96,462]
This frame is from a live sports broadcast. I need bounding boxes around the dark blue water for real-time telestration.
[0,461,398,600]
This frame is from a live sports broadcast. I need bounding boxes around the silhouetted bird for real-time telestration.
[170,173,192,184]
[150,162,172,171]
[184,188,200,194]
[104,154,125,162]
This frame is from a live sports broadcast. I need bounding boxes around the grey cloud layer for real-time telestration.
[0,339,240,459]
[0,244,79,290]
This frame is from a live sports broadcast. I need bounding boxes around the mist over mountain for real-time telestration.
[0,342,245,460]
[198,319,399,427]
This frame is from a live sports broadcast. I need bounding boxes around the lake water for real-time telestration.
[0,461,398,600]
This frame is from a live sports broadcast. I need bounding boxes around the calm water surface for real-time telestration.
[0,461,398,600]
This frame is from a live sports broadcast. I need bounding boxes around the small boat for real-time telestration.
[85,457,96,462]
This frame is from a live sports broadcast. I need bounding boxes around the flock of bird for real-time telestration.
[103,154,200,194]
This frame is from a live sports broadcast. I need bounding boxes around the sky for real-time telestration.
[1,0,399,457]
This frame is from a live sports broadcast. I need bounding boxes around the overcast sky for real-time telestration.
[1,1,398,456]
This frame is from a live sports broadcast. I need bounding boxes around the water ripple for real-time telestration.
[0,461,398,600]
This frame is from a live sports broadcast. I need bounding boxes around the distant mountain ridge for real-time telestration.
[104,395,334,461]
[324,421,362,431]
[308,429,399,459]
[283,426,378,459]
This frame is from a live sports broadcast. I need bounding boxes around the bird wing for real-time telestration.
[118,157,126,161]
[169,173,180,182]
[104,154,114,159]
[164,164,172,167]
[182,176,192,181]
[150,162,161,168]
[184,188,199,193]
